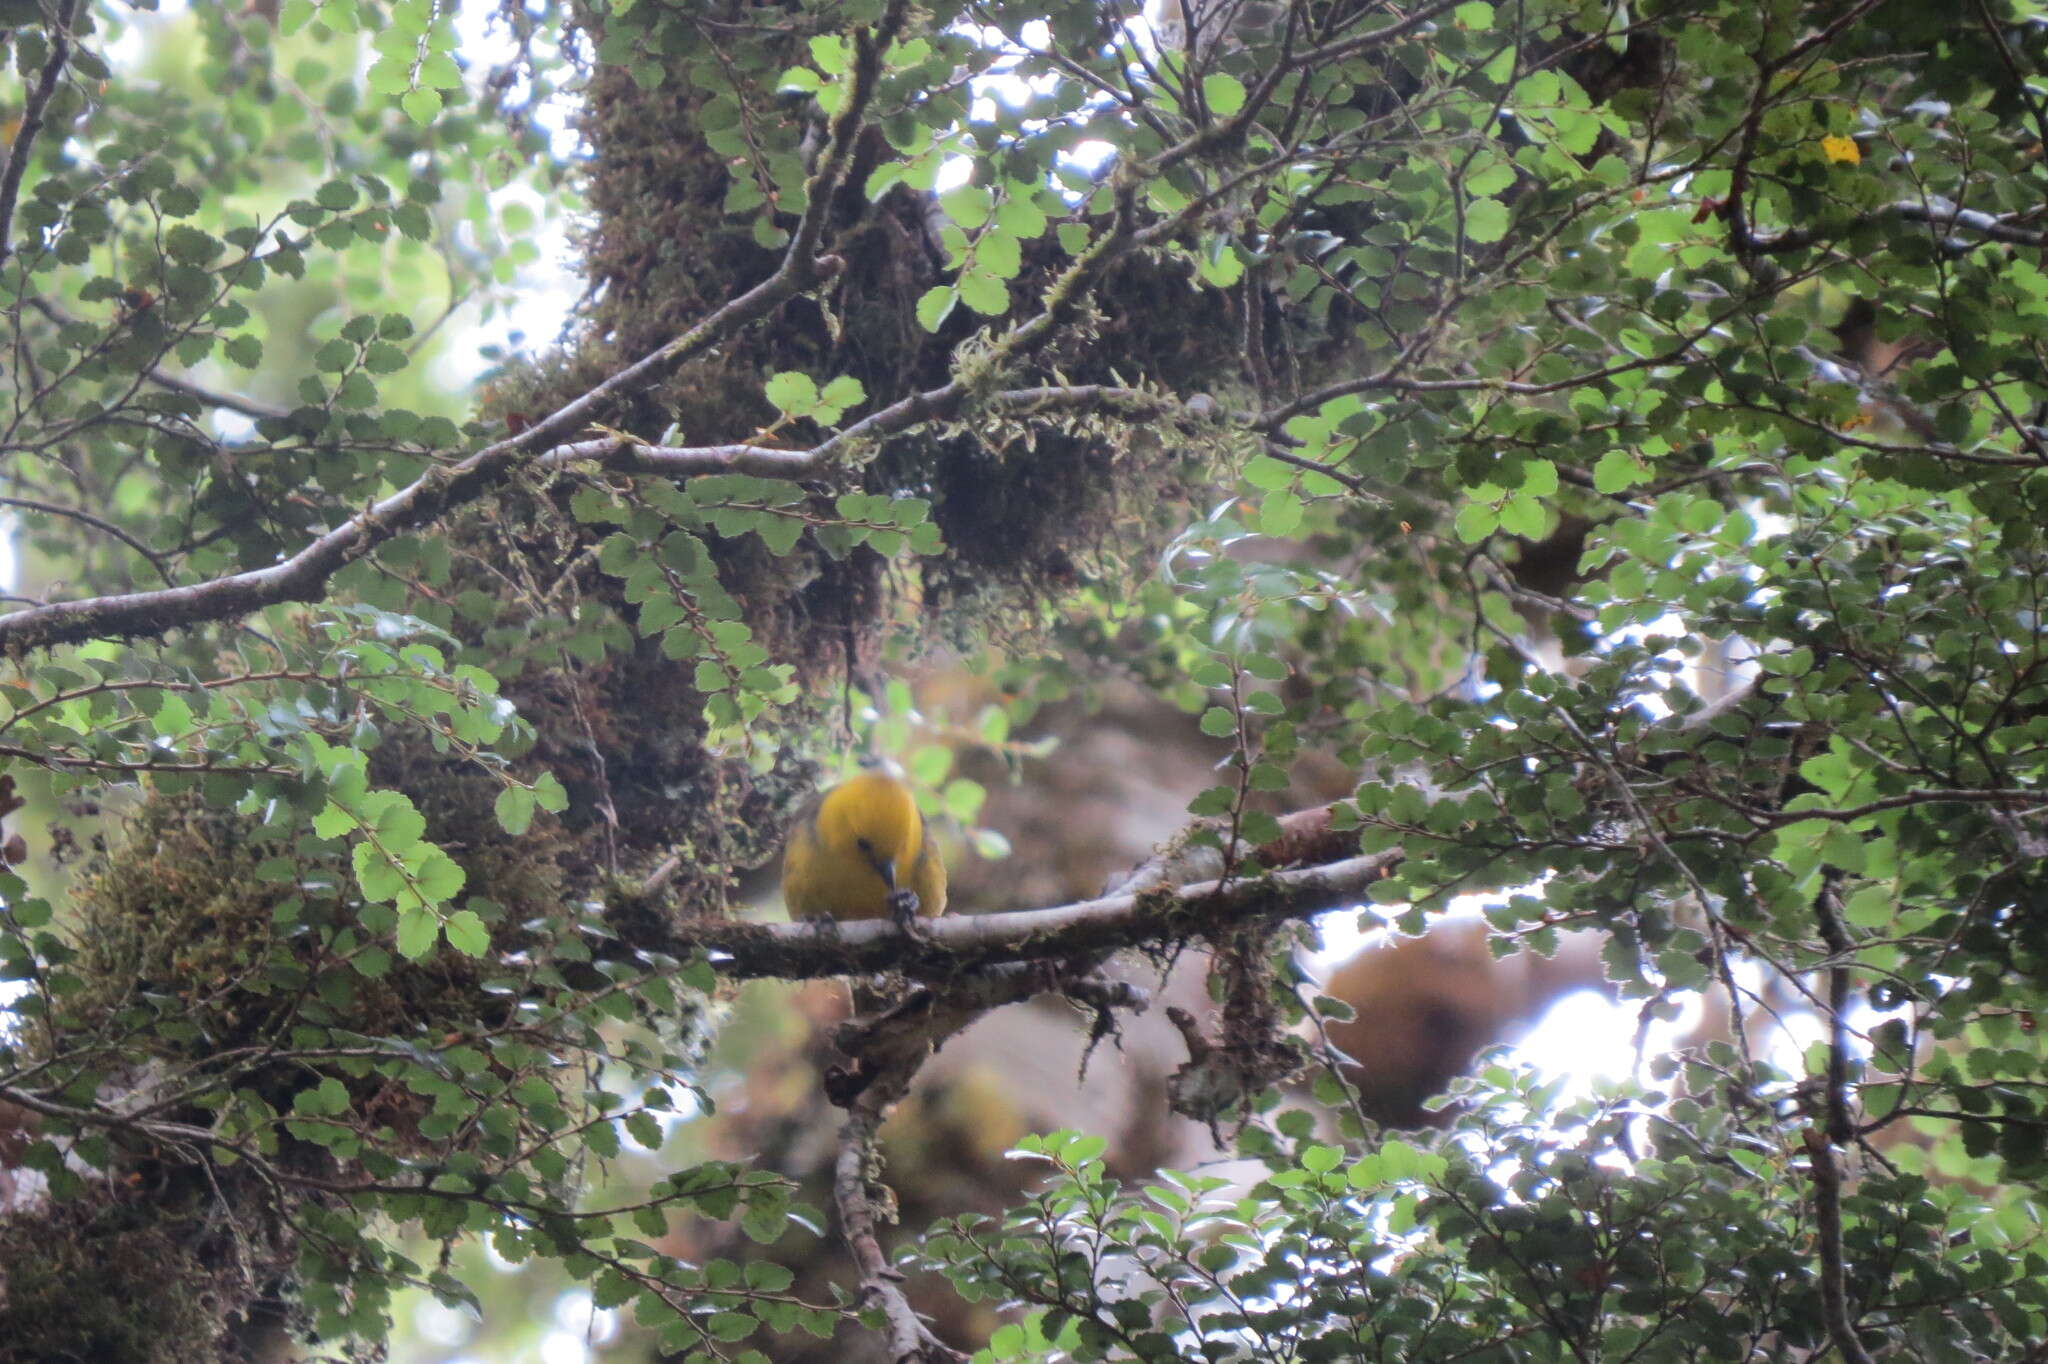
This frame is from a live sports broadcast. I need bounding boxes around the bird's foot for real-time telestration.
[887,889,929,940]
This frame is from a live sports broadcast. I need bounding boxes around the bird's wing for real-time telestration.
[910,813,948,916]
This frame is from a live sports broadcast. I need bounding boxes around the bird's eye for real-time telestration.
[856,837,873,854]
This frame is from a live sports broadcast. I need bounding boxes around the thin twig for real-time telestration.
[0,493,174,583]
[1742,199,2048,255]
[1813,872,1858,1145]
[0,0,83,267]
[26,297,291,420]
[0,2,908,655]
[823,962,1145,1362]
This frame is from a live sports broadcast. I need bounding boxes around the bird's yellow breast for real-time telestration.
[781,771,947,922]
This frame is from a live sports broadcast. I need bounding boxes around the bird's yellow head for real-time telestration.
[811,770,925,889]
[782,767,947,925]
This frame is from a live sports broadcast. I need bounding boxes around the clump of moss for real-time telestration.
[61,778,564,1062]
[534,16,1243,678]
[0,1177,292,1364]
[62,794,317,1051]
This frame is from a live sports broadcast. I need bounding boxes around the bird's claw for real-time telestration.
[887,889,928,939]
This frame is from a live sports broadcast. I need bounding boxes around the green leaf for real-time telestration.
[1203,73,1247,117]
[977,229,1023,280]
[1302,1143,1343,1174]
[1592,449,1644,492]
[753,513,804,556]
[916,286,956,332]
[411,848,468,904]
[314,339,356,373]
[1464,198,1510,244]
[994,196,1048,239]
[1198,242,1245,287]
[809,34,849,74]
[400,88,442,125]
[1260,492,1305,537]
[364,342,408,375]
[443,909,490,956]
[164,224,223,265]
[417,53,462,89]
[353,842,406,903]
[764,371,820,416]
[396,905,441,959]
[495,786,537,836]
[818,374,866,417]
[706,1312,758,1342]
[958,270,1010,316]
[1497,492,1545,538]
[939,183,993,230]
[1454,501,1498,543]
[313,802,356,840]
[315,178,360,211]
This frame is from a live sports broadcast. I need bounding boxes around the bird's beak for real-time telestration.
[870,855,898,890]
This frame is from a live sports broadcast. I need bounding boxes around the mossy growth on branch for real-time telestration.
[478,10,1256,709]
[0,1179,291,1364]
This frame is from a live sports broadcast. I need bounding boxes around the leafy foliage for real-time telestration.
[929,1081,2048,1362]
[1,0,2046,1358]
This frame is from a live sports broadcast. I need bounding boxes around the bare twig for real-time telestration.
[1788,757,1875,1364]
[833,1099,955,1364]
[0,493,174,583]
[1742,199,2048,256]
[1813,873,1859,1145]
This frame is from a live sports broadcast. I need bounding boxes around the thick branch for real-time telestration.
[0,0,1345,657]
[1803,1127,1876,1364]
[545,384,1200,481]
[1813,874,1857,1146]
[825,965,1145,1363]
[1744,199,2048,256]
[670,849,1399,982]
[0,86,1202,655]
[0,289,824,655]
[833,1105,949,1364]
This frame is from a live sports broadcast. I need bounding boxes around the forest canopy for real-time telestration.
[2,0,2047,1361]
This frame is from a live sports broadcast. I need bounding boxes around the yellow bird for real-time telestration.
[781,768,947,930]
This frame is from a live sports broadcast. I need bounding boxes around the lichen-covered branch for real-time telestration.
[672,849,1400,982]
